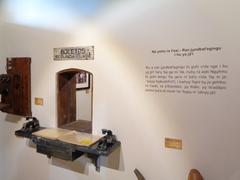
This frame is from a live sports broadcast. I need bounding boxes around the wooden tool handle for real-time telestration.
[134,169,145,180]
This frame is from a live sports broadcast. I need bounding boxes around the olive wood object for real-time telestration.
[188,169,204,180]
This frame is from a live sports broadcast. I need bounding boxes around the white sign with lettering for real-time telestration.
[54,46,94,60]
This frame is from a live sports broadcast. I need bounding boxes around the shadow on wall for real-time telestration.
[51,146,124,174]
[101,147,124,171]
[5,113,23,123]
[52,155,92,175]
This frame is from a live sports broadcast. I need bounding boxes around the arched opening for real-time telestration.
[57,68,93,133]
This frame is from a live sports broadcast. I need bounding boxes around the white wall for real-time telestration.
[0,0,240,180]
[76,75,92,121]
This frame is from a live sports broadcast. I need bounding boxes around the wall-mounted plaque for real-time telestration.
[54,46,94,61]
[165,138,182,150]
[35,97,44,106]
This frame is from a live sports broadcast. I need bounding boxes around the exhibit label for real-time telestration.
[145,64,228,95]
[54,46,94,60]
[165,138,182,150]
[152,46,222,57]
[145,45,227,95]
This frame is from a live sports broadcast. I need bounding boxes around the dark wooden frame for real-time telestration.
[0,57,32,116]
[57,68,93,133]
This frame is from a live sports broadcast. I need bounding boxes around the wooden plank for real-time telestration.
[33,128,101,147]
[58,131,101,147]
[32,128,72,140]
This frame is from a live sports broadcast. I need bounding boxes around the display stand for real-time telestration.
[16,127,121,172]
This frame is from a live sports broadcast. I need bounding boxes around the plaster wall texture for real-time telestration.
[0,0,240,180]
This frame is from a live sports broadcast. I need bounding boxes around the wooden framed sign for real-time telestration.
[54,46,94,60]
